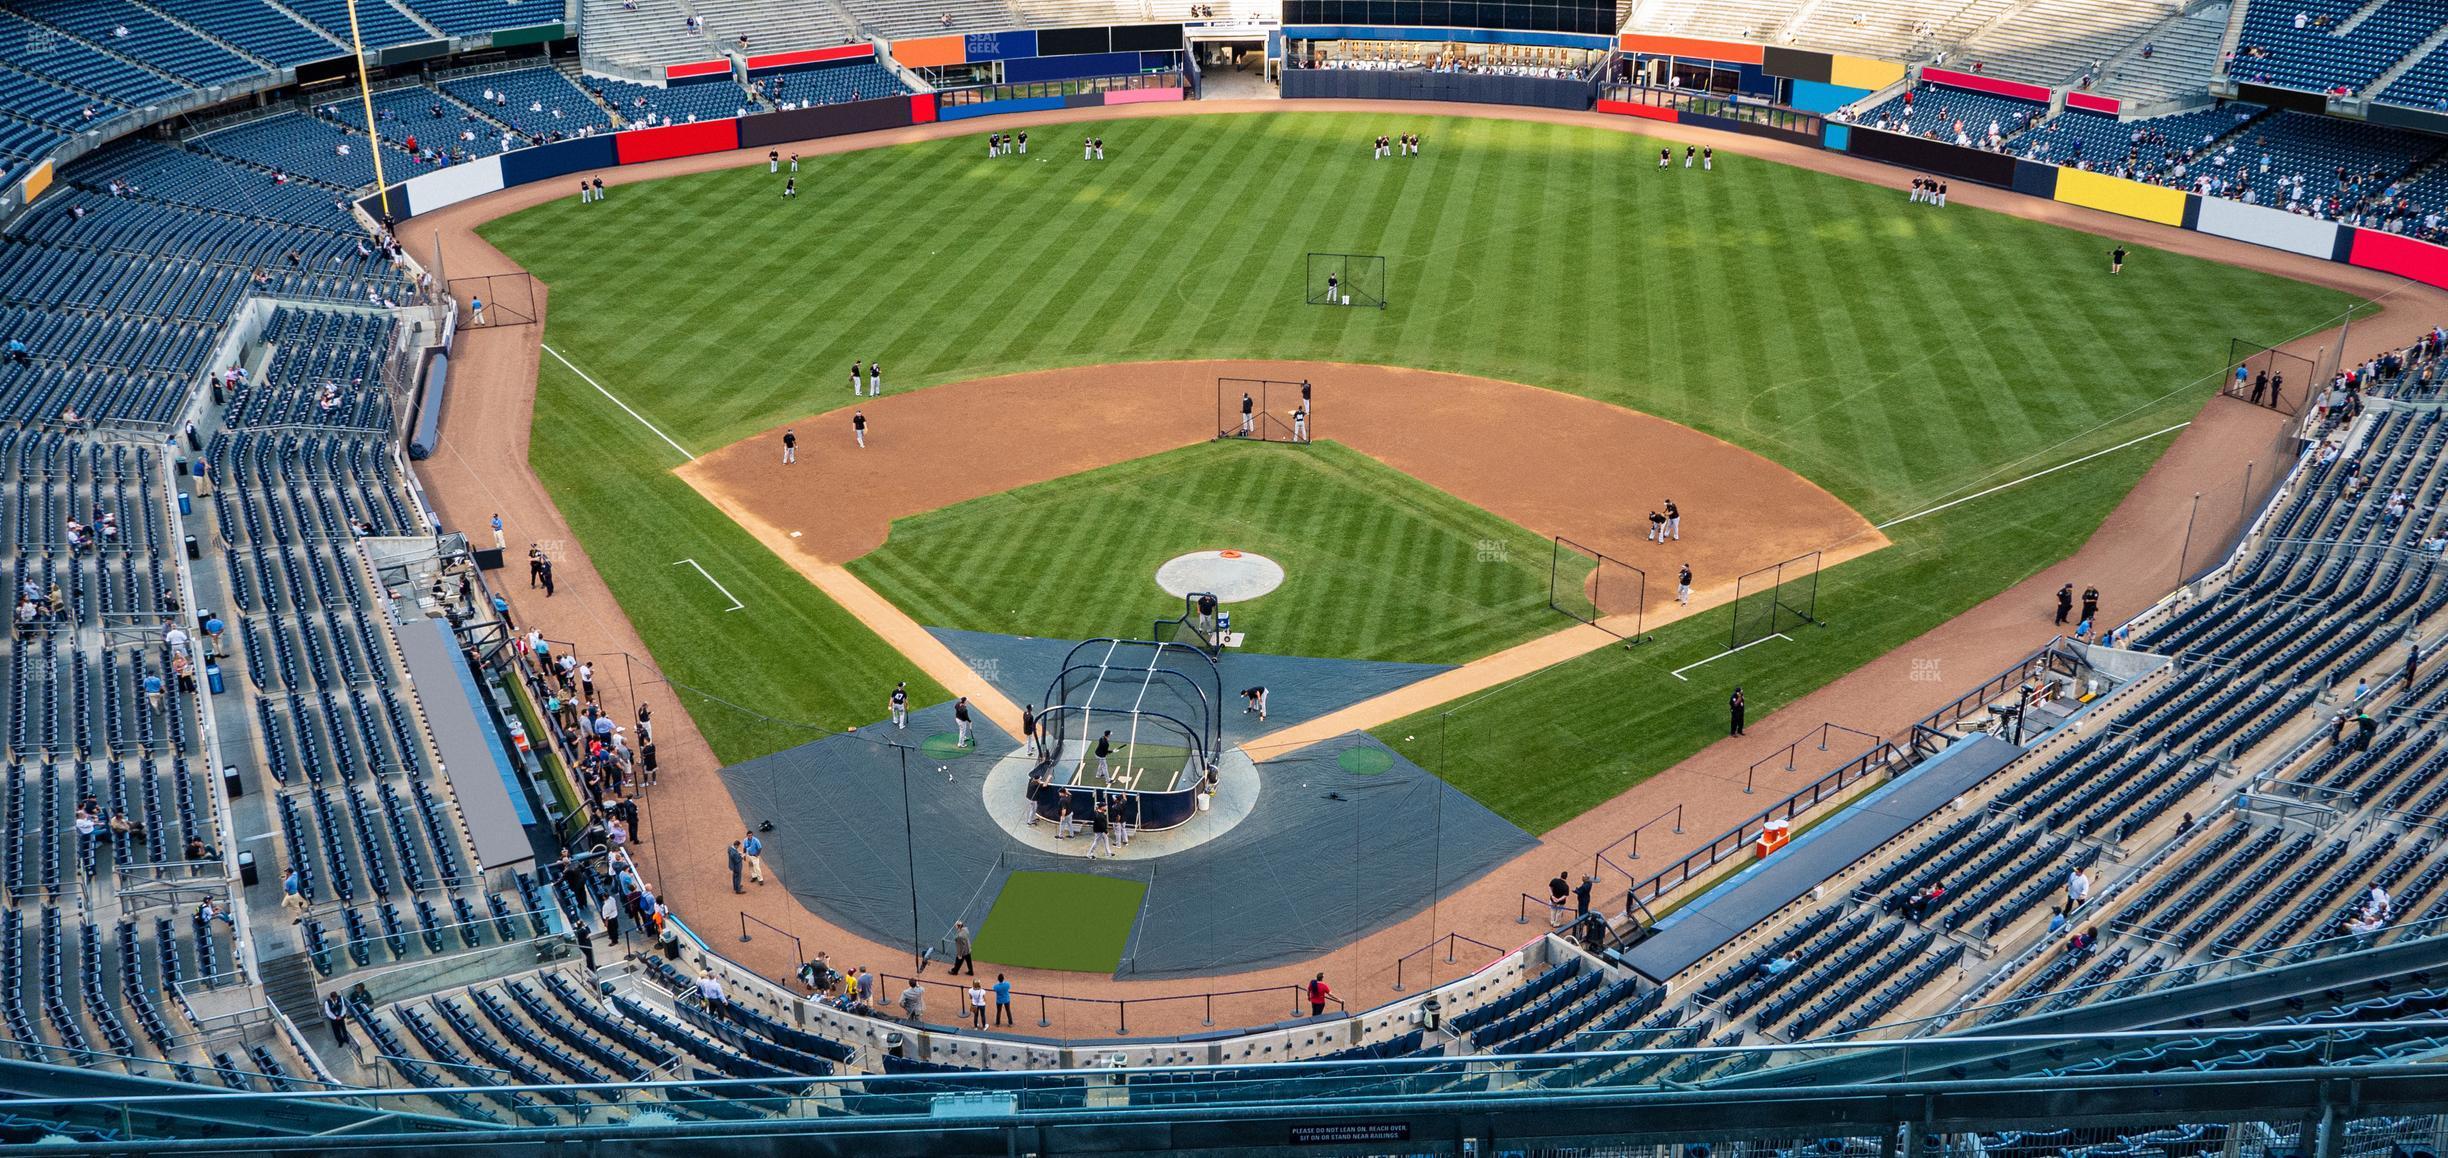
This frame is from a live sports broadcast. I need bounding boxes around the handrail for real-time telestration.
[11,1025,2448,1112]
[1391,932,1508,992]
[1743,721,1885,793]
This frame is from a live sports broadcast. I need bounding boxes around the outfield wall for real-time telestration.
[366,57,2448,297]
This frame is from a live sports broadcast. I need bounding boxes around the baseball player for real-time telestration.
[869,361,883,394]
[1021,703,1038,757]
[781,428,796,464]
[783,176,796,198]
[1094,731,1114,782]
[953,696,973,747]
[1056,788,1077,838]
[1678,564,1692,605]
[1293,401,1309,443]
[1242,686,1268,720]
[1684,145,1695,169]
[851,361,865,395]
[1087,800,1114,858]
[1648,510,1667,543]
[1084,135,1094,160]
[1659,148,1670,171]
[1239,392,1255,436]
[1665,499,1681,540]
[852,409,867,448]
[889,681,908,728]
[1703,147,1713,170]
[1025,765,1047,825]
[1326,272,1339,304]
[768,149,779,173]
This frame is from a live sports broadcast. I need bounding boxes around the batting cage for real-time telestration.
[447,272,538,328]
[1215,376,1314,443]
[1547,536,1648,642]
[1155,591,1224,656]
[1036,638,1224,795]
[1305,252,1387,309]
[2222,338,2315,415]
[1729,550,1823,650]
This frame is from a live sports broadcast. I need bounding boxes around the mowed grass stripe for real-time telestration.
[483,110,2362,772]
[848,441,1564,663]
[526,355,947,761]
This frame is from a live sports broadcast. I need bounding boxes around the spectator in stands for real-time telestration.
[281,866,307,922]
[2047,906,2067,935]
[198,899,232,928]
[697,970,728,1007]
[184,836,216,863]
[900,979,926,1022]
[1758,953,1799,982]
[1307,973,1333,1016]
[109,811,143,846]
[4,339,26,365]
[2065,867,2091,910]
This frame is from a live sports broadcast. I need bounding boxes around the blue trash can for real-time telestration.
[177,492,191,516]
[205,663,224,695]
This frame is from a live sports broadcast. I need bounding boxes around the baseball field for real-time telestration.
[481,109,2364,831]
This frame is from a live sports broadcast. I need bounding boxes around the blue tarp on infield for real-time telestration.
[715,717,1534,978]
[927,627,1453,749]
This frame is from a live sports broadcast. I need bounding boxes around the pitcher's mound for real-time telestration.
[1157,550,1284,602]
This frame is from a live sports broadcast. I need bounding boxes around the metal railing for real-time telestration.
[1617,739,1897,909]
[1389,932,1508,992]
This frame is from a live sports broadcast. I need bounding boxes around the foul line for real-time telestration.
[1876,422,2191,531]
[672,558,745,611]
[542,343,696,462]
[1670,633,1791,682]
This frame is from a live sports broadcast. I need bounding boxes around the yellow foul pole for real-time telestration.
[346,0,391,218]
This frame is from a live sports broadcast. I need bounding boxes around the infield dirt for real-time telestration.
[403,98,2448,1037]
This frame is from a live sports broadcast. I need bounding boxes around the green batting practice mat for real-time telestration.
[973,871,1148,973]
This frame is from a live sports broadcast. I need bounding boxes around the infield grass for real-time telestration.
[973,871,1148,973]
[848,440,1585,663]
[484,110,2365,792]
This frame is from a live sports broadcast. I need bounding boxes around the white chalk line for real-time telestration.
[542,343,696,462]
[672,558,745,612]
[1876,422,2191,531]
[1670,633,1792,682]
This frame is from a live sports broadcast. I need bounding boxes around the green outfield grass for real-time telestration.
[848,440,1583,662]
[484,110,2364,790]
[973,871,1148,973]
[1373,427,2155,833]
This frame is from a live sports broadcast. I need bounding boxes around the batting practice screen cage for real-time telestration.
[1305,252,1387,309]
[2222,338,2316,415]
[1729,549,1823,650]
[1155,591,1223,656]
[1547,536,1646,642]
[1215,377,1313,443]
[447,272,538,328]
[1037,638,1224,791]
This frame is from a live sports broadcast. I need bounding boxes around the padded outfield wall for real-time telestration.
[350,35,2448,298]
